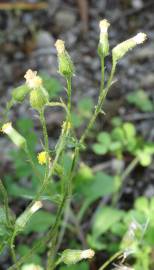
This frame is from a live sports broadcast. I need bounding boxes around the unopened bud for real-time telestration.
[60,249,95,265]
[12,84,30,102]
[55,39,74,77]
[98,19,110,57]
[15,201,42,231]
[1,122,26,149]
[112,32,147,62]
[29,87,49,111]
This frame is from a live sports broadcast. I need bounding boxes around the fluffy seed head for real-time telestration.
[1,122,12,134]
[133,32,147,44]
[30,201,43,214]
[81,249,95,259]
[24,69,42,89]
[99,19,110,33]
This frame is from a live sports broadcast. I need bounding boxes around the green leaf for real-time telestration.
[123,122,136,138]
[92,143,108,155]
[135,197,149,215]
[71,113,83,128]
[79,172,115,203]
[92,206,124,238]
[136,150,152,166]
[24,210,55,234]
[17,244,42,264]
[126,90,154,112]
[97,132,111,146]
[78,97,94,118]
[87,234,107,250]
[40,73,62,98]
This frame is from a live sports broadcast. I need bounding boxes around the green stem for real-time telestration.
[112,156,139,205]
[39,109,50,173]
[10,230,19,270]
[121,157,139,182]
[0,179,12,227]
[46,76,73,270]
[98,251,123,270]
[80,60,116,145]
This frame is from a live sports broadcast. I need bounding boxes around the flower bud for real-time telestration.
[15,201,42,231]
[112,33,147,62]
[1,122,26,149]
[60,249,95,265]
[98,19,110,57]
[29,87,49,111]
[24,69,42,90]
[55,39,74,77]
[12,84,30,102]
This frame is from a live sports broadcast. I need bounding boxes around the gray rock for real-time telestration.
[54,9,76,31]
[36,31,54,49]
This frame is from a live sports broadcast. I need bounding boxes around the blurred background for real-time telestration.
[0,0,154,269]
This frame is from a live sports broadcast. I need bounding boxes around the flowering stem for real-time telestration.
[39,109,50,174]
[10,230,19,270]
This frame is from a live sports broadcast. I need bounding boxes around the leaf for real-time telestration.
[136,149,152,167]
[77,172,115,203]
[97,132,111,146]
[135,197,149,215]
[92,206,124,238]
[24,210,55,234]
[92,143,108,155]
[78,97,94,118]
[40,73,62,98]
[17,244,42,264]
[87,234,107,250]
[123,122,136,138]
[126,90,154,112]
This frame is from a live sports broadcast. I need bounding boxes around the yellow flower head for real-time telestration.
[37,151,50,165]
[24,69,42,89]
[1,122,12,134]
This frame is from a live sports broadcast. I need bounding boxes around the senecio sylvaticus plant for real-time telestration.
[0,20,146,270]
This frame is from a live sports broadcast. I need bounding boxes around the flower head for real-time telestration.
[1,122,12,134]
[1,122,26,148]
[55,39,74,77]
[98,19,110,57]
[99,19,110,34]
[30,201,43,214]
[112,32,147,62]
[37,151,50,165]
[133,32,147,44]
[61,248,95,265]
[80,249,95,259]
[55,39,65,54]
[24,69,42,89]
